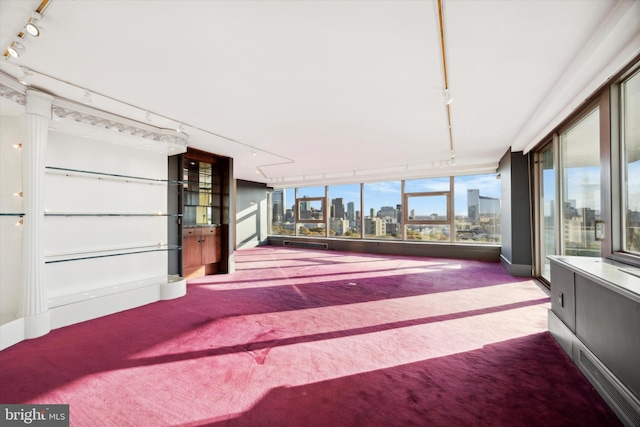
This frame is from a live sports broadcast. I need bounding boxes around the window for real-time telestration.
[270,187,295,235]
[454,174,501,244]
[329,184,361,238]
[537,144,556,281]
[363,181,401,240]
[560,108,601,257]
[622,70,640,255]
[269,175,501,244]
[404,178,451,241]
[296,186,326,236]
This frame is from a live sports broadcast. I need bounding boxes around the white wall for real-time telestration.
[0,116,23,322]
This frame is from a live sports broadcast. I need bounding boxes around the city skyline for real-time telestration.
[276,173,501,218]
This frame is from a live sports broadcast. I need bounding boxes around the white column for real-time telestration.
[20,90,54,339]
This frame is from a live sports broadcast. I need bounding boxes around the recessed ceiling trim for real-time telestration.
[267,160,497,189]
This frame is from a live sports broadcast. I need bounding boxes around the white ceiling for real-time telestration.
[1,0,639,188]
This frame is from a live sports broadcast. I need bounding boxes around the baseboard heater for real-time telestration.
[576,342,640,427]
[283,240,329,250]
[549,310,640,427]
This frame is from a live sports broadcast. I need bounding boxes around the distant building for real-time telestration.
[379,206,398,222]
[272,189,284,222]
[330,218,350,235]
[468,189,500,220]
[332,198,345,219]
[365,217,384,236]
[347,202,355,222]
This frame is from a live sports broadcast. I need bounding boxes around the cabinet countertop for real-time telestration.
[549,255,640,303]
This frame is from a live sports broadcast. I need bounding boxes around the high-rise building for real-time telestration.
[468,189,500,220]
[347,202,355,222]
[332,198,345,219]
[272,189,284,222]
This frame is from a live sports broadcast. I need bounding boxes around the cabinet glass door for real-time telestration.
[183,160,218,226]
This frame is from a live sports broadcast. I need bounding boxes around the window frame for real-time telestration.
[295,196,326,224]
[609,62,640,266]
[403,191,451,225]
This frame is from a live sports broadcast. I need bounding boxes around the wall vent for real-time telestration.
[283,240,329,250]
[578,345,640,427]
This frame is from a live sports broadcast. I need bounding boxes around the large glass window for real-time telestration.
[622,70,640,254]
[538,144,556,281]
[363,181,401,240]
[560,108,601,257]
[404,177,451,241]
[454,174,501,244]
[329,184,361,238]
[270,187,295,235]
[296,186,326,236]
[269,175,500,244]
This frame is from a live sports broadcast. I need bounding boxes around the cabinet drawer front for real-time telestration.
[202,226,220,235]
[184,228,202,237]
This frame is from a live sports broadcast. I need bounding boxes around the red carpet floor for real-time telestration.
[0,247,621,426]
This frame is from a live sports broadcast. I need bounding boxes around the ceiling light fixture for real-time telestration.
[7,41,25,58]
[25,13,42,37]
[18,67,32,85]
[443,89,453,105]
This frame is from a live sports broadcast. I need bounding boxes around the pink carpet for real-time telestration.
[0,247,621,426]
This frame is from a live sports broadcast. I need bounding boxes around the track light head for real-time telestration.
[443,89,453,105]
[18,67,31,85]
[25,12,42,37]
[7,41,25,58]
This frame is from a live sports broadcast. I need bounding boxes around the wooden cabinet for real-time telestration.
[183,226,221,277]
[201,226,222,264]
[183,228,203,268]
[181,148,229,278]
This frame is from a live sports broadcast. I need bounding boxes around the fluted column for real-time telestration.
[20,90,54,339]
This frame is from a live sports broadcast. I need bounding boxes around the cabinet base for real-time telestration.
[184,263,219,279]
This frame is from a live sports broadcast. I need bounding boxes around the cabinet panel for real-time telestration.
[575,276,640,398]
[550,262,576,332]
[183,228,201,238]
[183,235,202,268]
[202,228,221,264]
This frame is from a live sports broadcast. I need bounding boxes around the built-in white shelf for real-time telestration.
[44,212,180,217]
[44,244,180,264]
[47,274,185,308]
[45,166,182,185]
